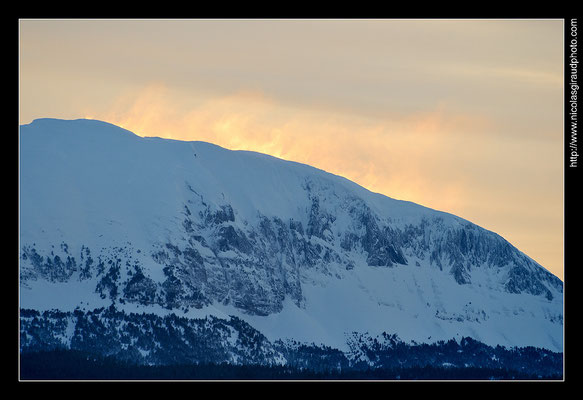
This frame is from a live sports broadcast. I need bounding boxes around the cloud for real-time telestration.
[90,83,563,280]
[18,18,560,281]
[95,84,490,212]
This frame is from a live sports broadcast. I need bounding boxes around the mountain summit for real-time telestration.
[19,118,563,358]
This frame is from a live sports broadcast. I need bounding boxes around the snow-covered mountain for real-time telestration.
[19,118,563,359]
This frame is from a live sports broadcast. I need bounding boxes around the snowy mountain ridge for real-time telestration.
[19,118,563,354]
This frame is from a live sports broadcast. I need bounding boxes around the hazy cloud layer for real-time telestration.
[19,19,564,279]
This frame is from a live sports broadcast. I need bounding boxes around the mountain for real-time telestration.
[19,118,563,375]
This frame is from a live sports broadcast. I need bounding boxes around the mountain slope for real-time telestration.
[19,118,563,353]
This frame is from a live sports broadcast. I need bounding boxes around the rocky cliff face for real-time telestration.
[20,186,562,313]
[19,118,563,353]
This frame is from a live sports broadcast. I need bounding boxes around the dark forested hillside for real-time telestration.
[20,307,562,380]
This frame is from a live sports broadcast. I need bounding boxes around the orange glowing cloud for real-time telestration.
[94,84,492,217]
[78,83,564,281]
[19,19,563,281]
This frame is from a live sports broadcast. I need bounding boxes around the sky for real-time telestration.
[19,19,564,280]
